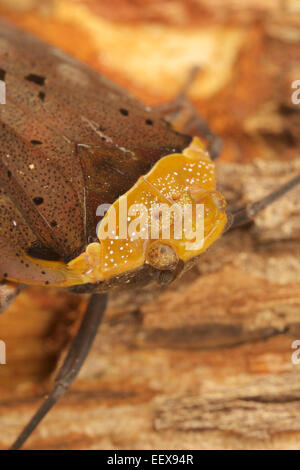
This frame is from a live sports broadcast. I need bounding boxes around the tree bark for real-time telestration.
[0,0,299,451]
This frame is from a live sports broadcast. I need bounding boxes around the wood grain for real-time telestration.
[0,0,299,451]
[0,158,300,449]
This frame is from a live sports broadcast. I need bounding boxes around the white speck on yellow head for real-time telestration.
[66,137,227,286]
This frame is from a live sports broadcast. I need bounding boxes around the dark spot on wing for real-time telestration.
[120,108,129,116]
[26,241,61,261]
[0,69,6,81]
[25,73,46,86]
[33,197,44,205]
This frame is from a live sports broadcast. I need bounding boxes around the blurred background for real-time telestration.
[0,0,300,450]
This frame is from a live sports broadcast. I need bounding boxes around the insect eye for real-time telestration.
[146,242,178,271]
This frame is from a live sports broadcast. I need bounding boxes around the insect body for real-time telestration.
[0,19,298,449]
[0,19,226,292]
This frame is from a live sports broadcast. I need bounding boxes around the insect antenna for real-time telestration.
[226,173,300,231]
[156,67,222,161]
[10,293,108,450]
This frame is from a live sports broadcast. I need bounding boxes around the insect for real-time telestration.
[0,18,299,450]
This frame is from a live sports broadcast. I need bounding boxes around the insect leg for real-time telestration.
[0,281,23,314]
[156,68,222,161]
[226,173,300,230]
[10,292,108,450]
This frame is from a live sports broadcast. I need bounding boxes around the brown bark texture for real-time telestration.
[0,0,299,450]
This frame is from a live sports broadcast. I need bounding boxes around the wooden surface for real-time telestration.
[0,0,299,450]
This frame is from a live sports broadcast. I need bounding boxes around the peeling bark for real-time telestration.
[155,373,300,440]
